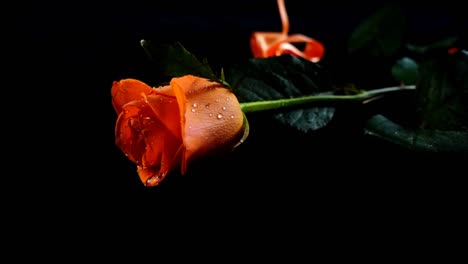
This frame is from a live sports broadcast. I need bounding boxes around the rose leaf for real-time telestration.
[225,55,335,132]
[365,114,468,153]
[140,39,218,81]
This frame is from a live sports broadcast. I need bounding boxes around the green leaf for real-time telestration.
[415,51,468,131]
[406,37,458,55]
[140,39,219,82]
[225,55,335,132]
[391,57,419,85]
[365,114,468,153]
[348,3,405,57]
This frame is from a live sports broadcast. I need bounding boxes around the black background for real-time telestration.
[9,0,467,255]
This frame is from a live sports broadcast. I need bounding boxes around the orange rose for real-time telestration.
[112,75,247,187]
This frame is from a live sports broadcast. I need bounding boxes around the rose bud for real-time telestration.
[112,75,248,187]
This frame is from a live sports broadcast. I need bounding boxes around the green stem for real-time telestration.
[240,85,415,113]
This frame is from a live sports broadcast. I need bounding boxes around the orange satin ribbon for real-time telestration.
[250,0,325,62]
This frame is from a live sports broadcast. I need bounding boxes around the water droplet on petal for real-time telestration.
[222,106,226,110]
[230,115,234,118]
[217,114,223,119]
[146,173,163,186]
[209,113,213,117]
[192,103,198,108]
[191,108,196,113]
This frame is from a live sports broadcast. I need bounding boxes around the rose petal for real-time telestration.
[112,79,153,114]
[115,97,183,186]
[171,75,244,174]
[111,79,174,114]
[145,94,182,143]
